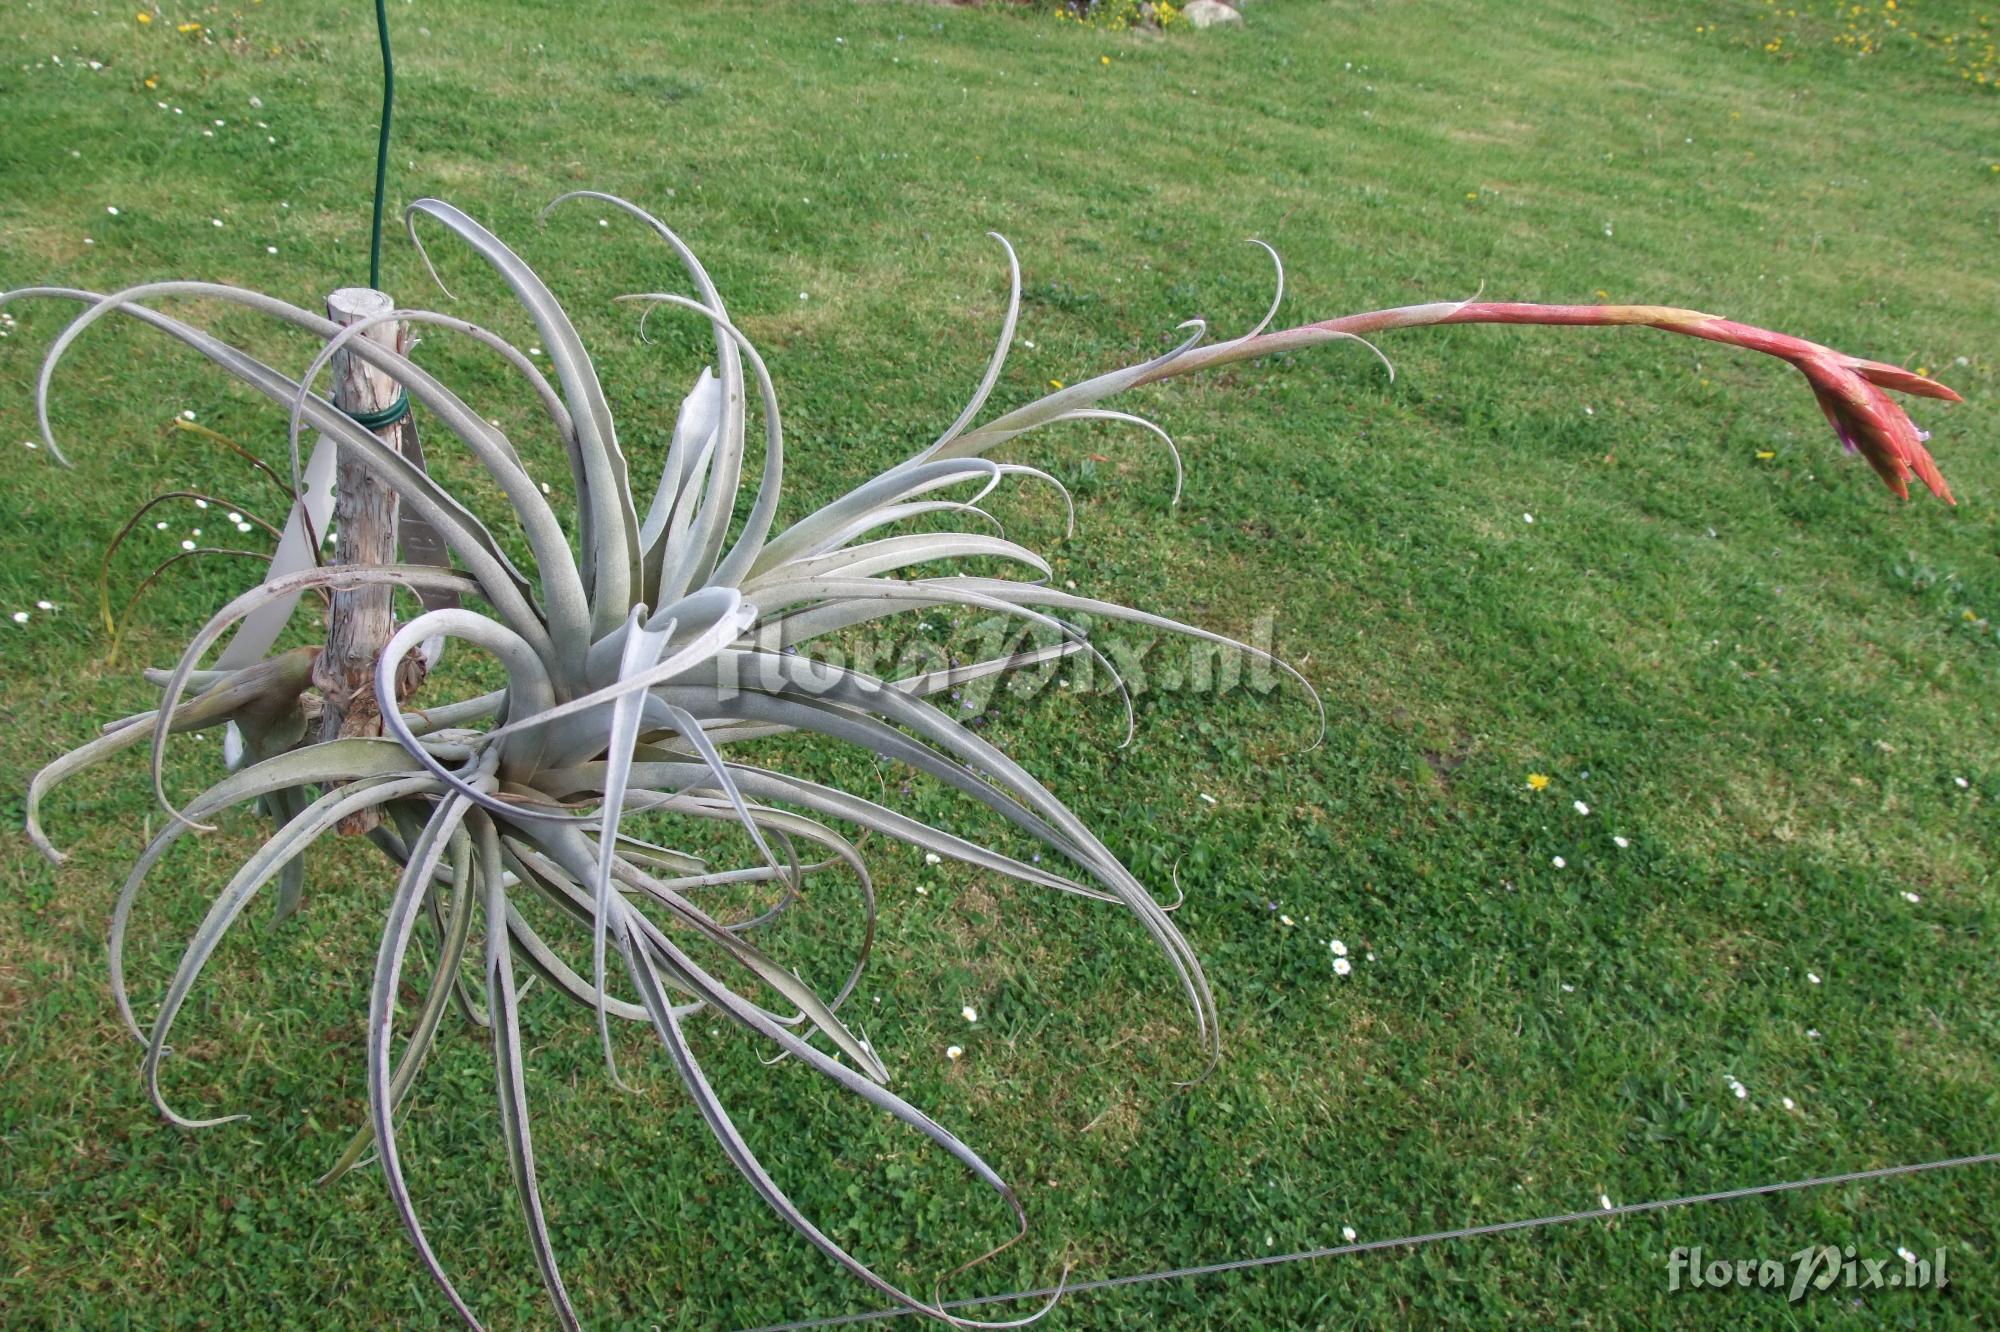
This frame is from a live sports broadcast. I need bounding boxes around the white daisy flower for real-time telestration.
[1332,957,1352,976]
[10,611,28,625]
[1329,939,1348,957]
[1551,855,1566,869]
[946,1045,963,1061]
[1341,1226,1357,1243]
[1573,800,1590,816]
[180,539,196,551]
[961,1005,978,1023]
[924,852,941,865]
[1612,835,1630,849]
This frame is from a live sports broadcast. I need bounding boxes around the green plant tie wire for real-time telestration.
[347,392,410,431]
[369,0,393,293]
[349,0,409,430]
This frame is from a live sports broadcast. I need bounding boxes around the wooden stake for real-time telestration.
[314,287,423,832]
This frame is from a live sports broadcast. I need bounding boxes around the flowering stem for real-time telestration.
[1155,302,1824,378]
[1135,301,1959,503]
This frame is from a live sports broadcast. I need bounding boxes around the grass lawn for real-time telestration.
[4,0,1999,1326]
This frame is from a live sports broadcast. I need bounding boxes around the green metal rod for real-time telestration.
[369,0,393,291]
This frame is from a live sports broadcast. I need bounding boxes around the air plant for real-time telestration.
[10,193,1959,1329]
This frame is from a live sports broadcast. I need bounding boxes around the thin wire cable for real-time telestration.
[368,0,394,291]
[735,1152,1999,1332]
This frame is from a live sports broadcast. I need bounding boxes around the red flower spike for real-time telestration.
[1167,299,1963,505]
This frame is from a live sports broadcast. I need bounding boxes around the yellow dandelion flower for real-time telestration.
[1100,55,1111,66]
[135,10,151,21]
[1049,379,1064,389]
[1526,773,1551,791]
[1756,450,1776,460]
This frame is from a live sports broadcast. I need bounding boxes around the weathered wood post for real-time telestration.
[314,286,422,832]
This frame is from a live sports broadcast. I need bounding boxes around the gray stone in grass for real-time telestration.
[1182,0,1243,27]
